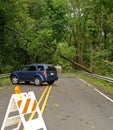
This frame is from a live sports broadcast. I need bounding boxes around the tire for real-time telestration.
[11,76,19,84]
[34,77,41,86]
[47,81,55,85]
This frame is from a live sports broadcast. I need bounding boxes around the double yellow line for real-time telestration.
[28,85,53,120]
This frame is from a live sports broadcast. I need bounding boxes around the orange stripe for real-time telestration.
[17,100,22,108]
[22,98,31,114]
[32,100,37,111]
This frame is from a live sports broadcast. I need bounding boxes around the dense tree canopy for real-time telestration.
[0,0,113,76]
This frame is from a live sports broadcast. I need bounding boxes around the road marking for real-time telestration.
[38,85,49,105]
[41,85,53,114]
[78,77,113,103]
[87,83,92,87]
[28,85,49,121]
[23,85,52,130]
[23,85,52,129]
[77,77,87,84]
[94,88,113,103]
[22,85,52,130]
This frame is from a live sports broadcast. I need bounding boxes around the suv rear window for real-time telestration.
[46,66,56,71]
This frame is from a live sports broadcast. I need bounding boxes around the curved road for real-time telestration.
[0,73,113,130]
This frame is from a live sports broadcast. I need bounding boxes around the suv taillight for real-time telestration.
[43,71,47,77]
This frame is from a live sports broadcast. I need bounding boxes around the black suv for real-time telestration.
[10,64,58,86]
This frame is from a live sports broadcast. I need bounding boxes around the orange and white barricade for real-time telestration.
[1,87,47,130]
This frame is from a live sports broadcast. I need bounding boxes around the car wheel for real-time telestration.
[34,77,41,86]
[47,81,55,85]
[11,76,19,84]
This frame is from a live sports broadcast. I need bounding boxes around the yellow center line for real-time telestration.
[23,86,52,130]
[22,85,53,130]
[41,85,53,114]
[28,85,49,121]
[38,85,49,105]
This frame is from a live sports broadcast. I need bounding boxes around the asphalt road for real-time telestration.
[1,73,113,130]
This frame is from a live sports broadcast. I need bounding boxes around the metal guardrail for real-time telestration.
[81,72,113,83]
[0,73,10,78]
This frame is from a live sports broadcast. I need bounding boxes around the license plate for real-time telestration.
[50,72,54,75]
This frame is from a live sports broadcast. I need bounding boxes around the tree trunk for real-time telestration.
[90,43,93,72]
[72,28,84,68]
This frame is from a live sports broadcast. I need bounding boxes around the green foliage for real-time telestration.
[94,59,113,77]
[0,0,113,76]
[2,65,13,73]
[57,42,75,58]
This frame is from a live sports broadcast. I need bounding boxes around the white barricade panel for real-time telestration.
[1,91,47,130]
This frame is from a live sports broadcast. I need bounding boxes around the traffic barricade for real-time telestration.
[1,86,47,130]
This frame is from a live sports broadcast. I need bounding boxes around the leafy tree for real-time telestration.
[0,0,113,76]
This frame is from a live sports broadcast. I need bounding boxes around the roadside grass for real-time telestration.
[0,77,12,88]
[75,72,113,95]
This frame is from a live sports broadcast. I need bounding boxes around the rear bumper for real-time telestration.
[42,76,58,82]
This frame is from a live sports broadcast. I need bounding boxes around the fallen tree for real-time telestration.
[43,43,92,73]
